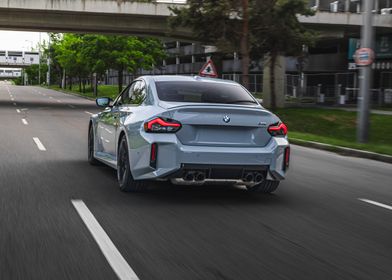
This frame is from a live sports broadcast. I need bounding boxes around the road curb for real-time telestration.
[41,86,96,101]
[290,138,392,164]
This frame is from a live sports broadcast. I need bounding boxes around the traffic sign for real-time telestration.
[355,48,375,66]
[199,59,218,78]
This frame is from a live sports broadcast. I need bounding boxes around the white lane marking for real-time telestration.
[71,200,139,280]
[11,98,14,101]
[16,109,21,113]
[13,102,17,106]
[33,137,46,151]
[68,104,76,109]
[358,198,392,211]
[49,96,54,99]
[85,111,94,115]
[57,100,62,103]
[22,119,28,125]
[43,93,47,96]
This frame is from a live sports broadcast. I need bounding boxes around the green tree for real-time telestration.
[45,33,65,88]
[169,1,249,86]
[55,34,89,92]
[25,63,48,85]
[106,35,166,93]
[44,33,166,94]
[250,0,315,108]
[169,0,315,107]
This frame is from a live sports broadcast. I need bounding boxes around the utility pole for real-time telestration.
[357,0,374,143]
[38,32,41,85]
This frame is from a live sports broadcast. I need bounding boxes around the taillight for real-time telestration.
[150,143,157,169]
[144,118,181,133]
[268,122,288,137]
[283,146,290,171]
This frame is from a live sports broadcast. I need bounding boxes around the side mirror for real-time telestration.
[96,97,112,108]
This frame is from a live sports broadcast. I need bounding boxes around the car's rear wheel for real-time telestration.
[88,125,101,166]
[247,180,280,194]
[117,136,145,192]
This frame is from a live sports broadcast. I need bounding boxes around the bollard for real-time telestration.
[385,90,392,104]
[339,95,345,105]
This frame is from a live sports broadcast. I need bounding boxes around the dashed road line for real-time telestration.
[16,109,21,113]
[71,200,139,280]
[22,119,28,125]
[33,137,47,151]
[13,102,17,106]
[358,198,392,211]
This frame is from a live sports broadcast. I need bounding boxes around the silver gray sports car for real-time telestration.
[88,75,290,193]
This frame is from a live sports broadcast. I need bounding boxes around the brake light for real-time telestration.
[268,122,288,137]
[144,118,181,133]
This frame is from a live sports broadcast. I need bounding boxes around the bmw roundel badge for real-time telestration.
[223,115,230,123]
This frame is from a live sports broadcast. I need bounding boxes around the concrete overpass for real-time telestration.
[0,0,391,41]
[0,68,21,78]
[0,50,40,68]
[0,0,193,40]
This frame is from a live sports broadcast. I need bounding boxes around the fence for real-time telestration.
[222,72,392,106]
[104,71,392,107]
[222,74,263,93]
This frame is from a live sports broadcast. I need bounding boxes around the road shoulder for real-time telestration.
[290,138,392,164]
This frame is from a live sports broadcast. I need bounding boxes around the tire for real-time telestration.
[117,136,145,192]
[88,125,101,166]
[247,180,280,194]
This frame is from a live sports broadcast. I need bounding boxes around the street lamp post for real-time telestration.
[47,35,51,86]
[357,0,374,143]
[38,32,41,85]
[25,40,33,51]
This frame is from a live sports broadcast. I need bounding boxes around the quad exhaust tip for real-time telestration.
[183,172,195,181]
[195,172,206,182]
[183,171,206,182]
[242,172,264,184]
[182,171,263,183]
[243,172,254,183]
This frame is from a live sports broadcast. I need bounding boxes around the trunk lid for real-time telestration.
[160,104,279,147]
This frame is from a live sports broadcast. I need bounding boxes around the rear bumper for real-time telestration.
[130,133,289,181]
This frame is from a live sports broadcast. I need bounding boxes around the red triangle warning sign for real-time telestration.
[199,59,218,78]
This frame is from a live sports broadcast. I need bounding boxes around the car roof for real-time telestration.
[143,75,240,86]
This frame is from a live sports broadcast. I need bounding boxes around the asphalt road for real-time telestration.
[0,83,392,280]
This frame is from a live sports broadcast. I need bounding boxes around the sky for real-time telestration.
[0,30,49,51]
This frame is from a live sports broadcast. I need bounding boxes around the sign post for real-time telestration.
[357,0,374,143]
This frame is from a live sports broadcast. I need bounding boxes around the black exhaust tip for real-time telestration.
[243,172,254,182]
[254,173,264,184]
[195,172,206,182]
[183,172,195,181]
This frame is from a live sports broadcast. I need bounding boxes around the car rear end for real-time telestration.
[134,76,289,186]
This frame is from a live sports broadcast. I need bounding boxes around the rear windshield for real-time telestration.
[155,81,257,105]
